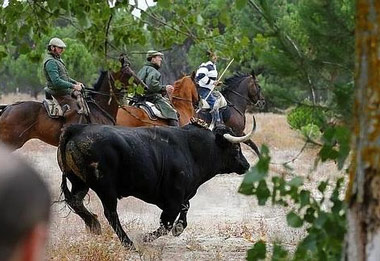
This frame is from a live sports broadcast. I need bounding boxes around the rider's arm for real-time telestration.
[45,60,74,90]
[68,78,77,84]
[145,72,166,94]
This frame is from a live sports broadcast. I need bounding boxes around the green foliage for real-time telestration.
[2,54,42,95]
[247,240,266,260]
[61,38,98,85]
[331,81,354,123]
[287,105,327,130]
[242,147,347,260]
[318,126,351,170]
[260,80,305,110]
[300,123,322,140]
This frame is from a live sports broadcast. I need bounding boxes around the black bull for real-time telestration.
[58,119,255,248]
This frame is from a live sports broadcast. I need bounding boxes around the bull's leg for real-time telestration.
[172,201,190,237]
[143,206,180,242]
[96,190,134,249]
[62,173,101,234]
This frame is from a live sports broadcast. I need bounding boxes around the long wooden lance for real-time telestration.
[204,58,234,101]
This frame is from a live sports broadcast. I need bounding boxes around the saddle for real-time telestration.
[198,91,228,130]
[130,100,165,121]
[198,91,227,111]
[129,95,178,121]
[43,97,67,118]
[43,92,90,119]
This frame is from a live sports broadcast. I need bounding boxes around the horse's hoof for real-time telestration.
[172,222,184,237]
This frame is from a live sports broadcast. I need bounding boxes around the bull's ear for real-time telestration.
[213,126,230,147]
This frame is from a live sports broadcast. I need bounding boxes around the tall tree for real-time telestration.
[345,1,380,260]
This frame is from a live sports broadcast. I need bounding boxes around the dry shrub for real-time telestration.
[47,226,134,261]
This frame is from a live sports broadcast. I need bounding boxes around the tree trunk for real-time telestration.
[345,1,380,260]
[160,38,193,84]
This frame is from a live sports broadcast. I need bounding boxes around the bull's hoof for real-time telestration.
[122,241,135,251]
[172,222,184,237]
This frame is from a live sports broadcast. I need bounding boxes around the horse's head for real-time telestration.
[172,73,199,106]
[111,54,135,90]
[246,71,266,110]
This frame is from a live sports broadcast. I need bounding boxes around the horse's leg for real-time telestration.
[61,172,102,234]
[172,201,190,237]
[243,139,260,157]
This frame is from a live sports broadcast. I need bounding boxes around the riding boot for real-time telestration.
[168,119,179,126]
[212,109,221,125]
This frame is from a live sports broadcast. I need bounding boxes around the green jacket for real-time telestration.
[136,62,178,120]
[43,53,76,96]
[137,62,166,96]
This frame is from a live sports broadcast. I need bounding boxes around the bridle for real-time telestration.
[224,76,264,108]
[82,63,133,123]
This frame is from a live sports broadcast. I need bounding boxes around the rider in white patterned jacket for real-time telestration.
[195,51,221,122]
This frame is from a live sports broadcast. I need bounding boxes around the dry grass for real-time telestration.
[1,91,343,260]
[0,92,43,104]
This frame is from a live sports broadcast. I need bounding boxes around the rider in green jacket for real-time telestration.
[42,37,85,117]
[136,50,179,126]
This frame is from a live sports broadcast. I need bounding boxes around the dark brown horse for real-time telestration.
[116,74,198,127]
[0,58,134,150]
[197,72,265,155]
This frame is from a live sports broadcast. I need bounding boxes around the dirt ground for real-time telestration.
[4,93,341,261]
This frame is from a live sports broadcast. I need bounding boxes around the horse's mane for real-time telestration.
[92,70,108,91]
[223,72,250,91]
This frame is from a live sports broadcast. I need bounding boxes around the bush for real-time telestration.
[301,123,322,140]
[287,105,326,130]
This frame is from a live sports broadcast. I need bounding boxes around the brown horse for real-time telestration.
[0,58,134,150]
[197,72,266,156]
[116,74,198,127]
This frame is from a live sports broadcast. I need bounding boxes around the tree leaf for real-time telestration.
[287,176,304,187]
[286,211,303,228]
[157,0,170,8]
[236,0,248,9]
[256,180,270,205]
[247,240,266,260]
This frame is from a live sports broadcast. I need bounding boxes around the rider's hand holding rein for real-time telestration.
[165,84,174,96]
[72,83,83,91]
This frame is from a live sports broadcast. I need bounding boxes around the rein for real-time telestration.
[86,99,116,125]
[224,85,263,108]
[224,89,254,105]
[171,95,193,103]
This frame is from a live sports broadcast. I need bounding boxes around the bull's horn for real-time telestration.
[223,115,256,143]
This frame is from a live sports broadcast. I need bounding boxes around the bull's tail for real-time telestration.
[60,173,72,203]
[58,125,86,206]
[58,124,86,171]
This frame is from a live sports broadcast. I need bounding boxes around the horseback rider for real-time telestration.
[42,37,87,118]
[195,50,222,124]
[136,50,179,126]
